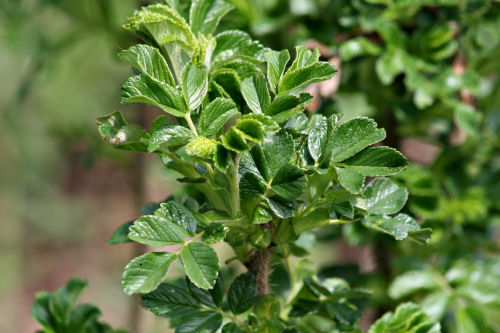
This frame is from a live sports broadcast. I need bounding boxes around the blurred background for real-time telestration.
[2,0,500,332]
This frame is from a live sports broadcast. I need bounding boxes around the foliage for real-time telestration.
[223,0,500,331]
[85,0,434,332]
[29,0,500,332]
[31,278,127,333]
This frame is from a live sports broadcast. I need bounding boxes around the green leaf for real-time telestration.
[422,292,451,321]
[189,0,234,36]
[222,323,243,333]
[266,49,290,94]
[375,50,405,85]
[241,73,271,114]
[128,215,187,247]
[389,270,438,299]
[308,116,329,161]
[221,127,250,153]
[289,46,320,72]
[175,311,222,333]
[67,304,101,332]
[265,93,312,123]
[121,75,187,117]
[329,197,354,219]
[252,204,273,224]
[343,147,409,176]
[122,252,177,295]
[454,103,482,135]
[148,125,194,152]
[364,178,408,215]
[97,112,150,152]
[369,302,440,333]
[186,136,218,159]
[118,44,175,86]
[456,306,495,333]
[278,62,337,95]
[182,63,208,110]
[198,98,239,136]
[326,302,362,325]
[155,201,198,234]
[362,214,432,244]
[336,168,365,194]
[180,242,220,289]
[213,30,267,63]
[290,232,317,256]
[234,118,265,142]
[186,275,223,309]
[141,282,200,318]
[271,164,306,199]
[107,221,134,245]
[267,196,297,219]
[124,4,197,76]
[263,131,295,178]
[331,117,386,163]
[228,273,258,314]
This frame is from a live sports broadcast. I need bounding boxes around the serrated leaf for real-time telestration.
[186,276,221,309]
[252,204,273,224]
[118,44,175,86]
[182,63,208,110]
[155,201,198,234]
[263,131,294,178]
[186,136,218,159]
[266,49,290,94]
[271,164,306,199]
[180,242,220,289]
[141,282,199,318]
[240,113,279,132]
[198,98,239,136]
[122,252,177,295]
[331,117,386,163]
[241,73,271,114]
[234,118,265,142]
[343,146,408,176]
[389,270,438,299]
[97,112,150,152]
[308,116,329,161]
[174,310,222,333]
[369,303,440,333]
[121,75,187,117]
[364,178,408,215]
[329,198,354,219]
[221,127,250,153]
[128,215,187,247]
[214,144,230,172]
[265,93,312,123]
[278,62,336,95]
[362,214,432,243]
[148,125,194,152]
[222,323,242,333]
[267,196,297,218]
[213,30,267,63]
[336,168,365,194]
[107,221,134,245]
[124,4,197,77]
[189,0,234,36]
[289,46,320,71]
[228,273,257,314]
[326,302,362,325]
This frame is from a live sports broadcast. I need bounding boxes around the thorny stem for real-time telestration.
[248,249,271,295]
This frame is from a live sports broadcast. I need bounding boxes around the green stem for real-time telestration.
[230,154,241,217]
[185,112,198,136]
